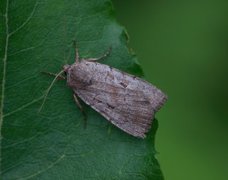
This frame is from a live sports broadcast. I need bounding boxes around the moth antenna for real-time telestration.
[42,71,65,80]
[86,47,112,62]
[38,70,65,113]
[72,40,80,63]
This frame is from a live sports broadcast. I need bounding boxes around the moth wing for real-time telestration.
[74,61,167,138]
[76,86,155,138]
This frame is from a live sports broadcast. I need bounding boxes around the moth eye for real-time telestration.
[63,64,70,72]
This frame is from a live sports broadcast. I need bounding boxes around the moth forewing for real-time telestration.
[65,60,167,138]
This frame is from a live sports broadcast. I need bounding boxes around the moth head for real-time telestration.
[63,64,70,73]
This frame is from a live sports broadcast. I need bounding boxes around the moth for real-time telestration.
[41,46,167,138]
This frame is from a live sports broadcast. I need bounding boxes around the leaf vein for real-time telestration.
[20,154,66,180]
[3,96,44,118]
[0,0,9,136]
[9,1,39,37]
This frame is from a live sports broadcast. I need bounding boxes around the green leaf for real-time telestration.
[0,0,163,179]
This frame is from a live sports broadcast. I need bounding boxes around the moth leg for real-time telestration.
[86,47,112,62]
[73,40,79,63]
[73,94,87,128]
[42,71,65,80]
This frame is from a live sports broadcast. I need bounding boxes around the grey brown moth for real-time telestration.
[41,46,167,138]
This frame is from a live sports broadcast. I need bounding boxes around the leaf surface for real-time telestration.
[0,0,163,179]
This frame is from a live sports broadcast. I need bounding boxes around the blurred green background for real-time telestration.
[113,0,228,180]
